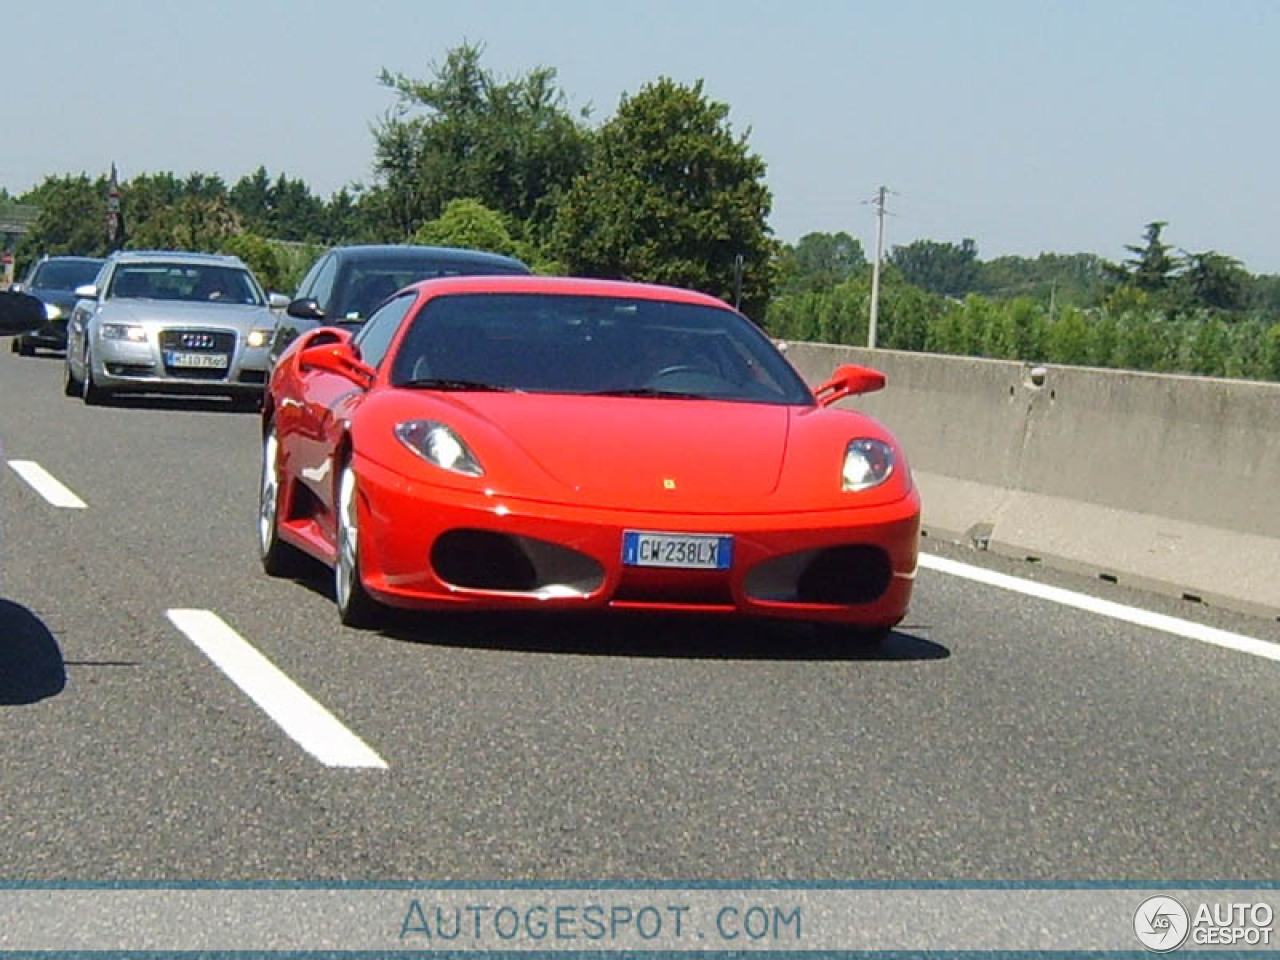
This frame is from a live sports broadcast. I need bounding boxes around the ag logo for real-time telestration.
[1134,896,1190,952]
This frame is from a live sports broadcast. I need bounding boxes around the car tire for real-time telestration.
[63,355,81,396]
[81,347,108,405]
[231,393,262,413]
[258,425,308,578]
[17,338,34,357]
[334,461,383,629]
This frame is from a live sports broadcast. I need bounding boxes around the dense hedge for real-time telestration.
[765,279,1280,382]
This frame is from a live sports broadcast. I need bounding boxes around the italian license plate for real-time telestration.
[166,351,229,369]
[622,531,733,570]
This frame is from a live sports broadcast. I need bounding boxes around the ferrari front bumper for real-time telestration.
[353,455,921,629]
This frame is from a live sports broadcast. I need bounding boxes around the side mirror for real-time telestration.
[268,292,290,311]
[74,283,100,300]
[287,297,325,321]
[298,340,375,389]
[814,364,886,406]
[9,282,25,294]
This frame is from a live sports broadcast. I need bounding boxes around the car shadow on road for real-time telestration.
[379,609,947,663]
[93,394,259,415]
[285,560,947,662]
[0,599,67,704]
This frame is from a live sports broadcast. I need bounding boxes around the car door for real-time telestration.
[66,262,111,373]
[299,292,417,545]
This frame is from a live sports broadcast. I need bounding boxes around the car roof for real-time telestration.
[328,244,529,271]
[403,274,734,309]
[35,255,105,264]
[107,250,247,267]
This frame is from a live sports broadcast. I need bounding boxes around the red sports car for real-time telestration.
[259,276,920,642]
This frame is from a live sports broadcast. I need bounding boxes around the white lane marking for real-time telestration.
[919,552,1280,664]
[166,609,388,769]
[7,460,88,509]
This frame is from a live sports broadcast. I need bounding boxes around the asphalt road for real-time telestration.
[1,342,1277,881]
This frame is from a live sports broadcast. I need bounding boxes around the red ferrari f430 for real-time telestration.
[259,276,920,643]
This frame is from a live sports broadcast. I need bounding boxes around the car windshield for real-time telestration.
[389,293,814,405]
[333,258,528,321]
[108,263,264,305]
[30,259,101,291]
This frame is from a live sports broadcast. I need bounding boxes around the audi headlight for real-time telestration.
[101,323,147,342]
[43,303,64,321]
[395,420,484,477]
[246,328,272,348]
[842,438,894,491]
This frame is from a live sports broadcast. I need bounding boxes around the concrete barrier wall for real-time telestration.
[786,342,1280,618]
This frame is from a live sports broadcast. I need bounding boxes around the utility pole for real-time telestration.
[868,185,888,349]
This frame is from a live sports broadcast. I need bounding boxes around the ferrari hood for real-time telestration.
[446,393,793,510]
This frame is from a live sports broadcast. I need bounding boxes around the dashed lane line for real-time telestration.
[7,460,88,509]
[166,608,388,769]
[920,552,1280,664]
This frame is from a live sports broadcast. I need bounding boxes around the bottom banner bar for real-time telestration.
[0,887,1276,953]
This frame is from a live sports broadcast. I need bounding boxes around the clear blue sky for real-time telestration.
[5,0,1278,273]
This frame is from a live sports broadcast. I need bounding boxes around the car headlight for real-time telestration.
[100,323,147,342]
[842,438,894,491]
[43,303,64,321]
[395,420,484,477]
[246,328,272,348]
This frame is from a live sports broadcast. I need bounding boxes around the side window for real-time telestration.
[294,255,327,299]
[352,293,415,369]
[309,256,339,313]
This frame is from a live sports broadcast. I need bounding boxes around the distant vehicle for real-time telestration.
[259,274,920,641]
[63,250,289,408]
[269,245,530,366]
[10,256,105,355]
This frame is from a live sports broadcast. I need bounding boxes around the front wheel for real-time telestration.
[81,347,108,405]
[258,426,307,578]
[63,355,81,396]
[335,462,384,629]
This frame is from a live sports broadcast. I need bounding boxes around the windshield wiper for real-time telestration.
[586,387,711,399]
[397,378,517,392]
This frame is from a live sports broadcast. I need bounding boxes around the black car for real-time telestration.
[10,255,106,355]
[269,245,531,365]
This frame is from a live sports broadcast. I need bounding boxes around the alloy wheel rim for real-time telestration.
[258,432,278,557]
[336,467,358,612]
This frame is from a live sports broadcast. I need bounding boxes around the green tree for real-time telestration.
[412,198,519,256]
[549,77,776,317]
[1119,221,1176,292]
[126,193,240,251]
[373,43,593,238]
[229,166,274,233]
[889,238,979,298]
[16,174,110,262]
[776,231,865,293]
[1045,306,1092,365]
[219,233,286,292]
[1174,250,1248,313]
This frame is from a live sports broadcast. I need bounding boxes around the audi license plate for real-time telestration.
[622,531,733,570]
[166,351,229,369]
